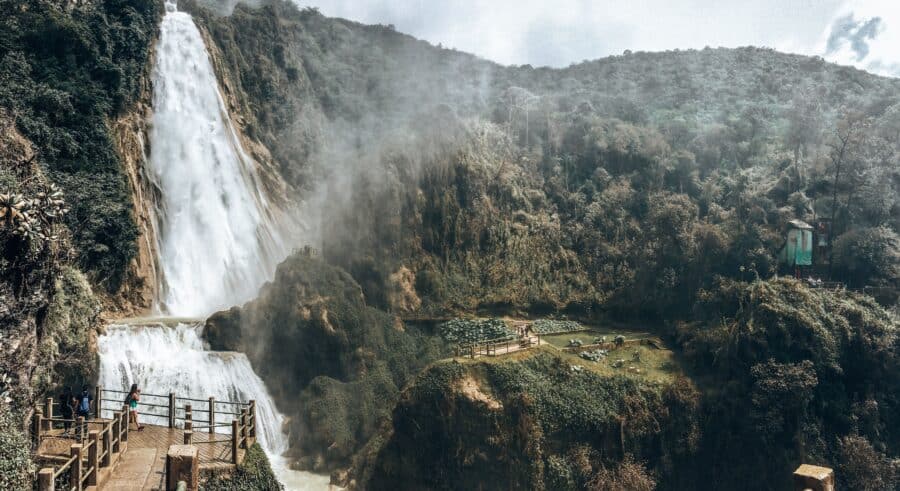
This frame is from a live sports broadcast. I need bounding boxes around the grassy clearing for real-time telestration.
[540,327,652,348]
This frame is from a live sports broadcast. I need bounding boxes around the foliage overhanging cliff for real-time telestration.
[0,1,162,485]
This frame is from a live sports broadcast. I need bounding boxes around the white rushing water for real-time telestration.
[148,0,287,317]
[97,2,327,489]
[98,321,330,489]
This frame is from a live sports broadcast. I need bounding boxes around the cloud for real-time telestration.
[826,14,882,61]
[815,1,900,77]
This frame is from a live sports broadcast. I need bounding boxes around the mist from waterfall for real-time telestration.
[148,0,287,318]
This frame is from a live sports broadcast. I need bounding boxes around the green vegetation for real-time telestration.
[0,407,32,491]
[31,266,100,395]
[206,251,449,471]
[187,2,900,487]
[532,319,584,334]
[203,443,283,491]
[676,277,899,489]
[357,353,699,490]
[0,0,162,290]
[190,0,899,320]
[439,317,514,344]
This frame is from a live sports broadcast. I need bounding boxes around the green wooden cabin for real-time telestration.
[779,219,813,267]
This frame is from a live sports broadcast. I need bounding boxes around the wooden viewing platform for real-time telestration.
[33,388,258,491]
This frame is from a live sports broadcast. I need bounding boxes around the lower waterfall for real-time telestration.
[98,320,330,489]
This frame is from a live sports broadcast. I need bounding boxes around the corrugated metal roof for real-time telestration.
[788,219,813,230]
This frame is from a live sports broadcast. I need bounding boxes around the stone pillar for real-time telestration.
[166,444,199,491]
[793,464,835,491]
[38,468,55,491]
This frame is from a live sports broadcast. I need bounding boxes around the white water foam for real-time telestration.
[98,321,288,452]
[149,0,287,317]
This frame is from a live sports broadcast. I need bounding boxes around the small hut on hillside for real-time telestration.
[779,219,813,273]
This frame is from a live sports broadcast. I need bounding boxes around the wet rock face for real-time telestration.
[204,251,448,472]
[204,306,243,352]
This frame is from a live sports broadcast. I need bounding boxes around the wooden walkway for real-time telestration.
[37,423,243,490]
[104,425,242,491]
[34,389,257,491]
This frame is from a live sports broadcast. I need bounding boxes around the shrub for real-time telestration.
[440,318,514,344]
[0,408,33,491]
[532,319,583,334]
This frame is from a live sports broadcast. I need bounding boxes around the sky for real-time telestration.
[289,0,900,77]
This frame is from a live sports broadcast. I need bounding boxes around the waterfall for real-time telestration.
[149,0,286,317]
[97,2,328,489]
[98,320,288,452]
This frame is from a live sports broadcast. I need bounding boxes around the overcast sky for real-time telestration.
[290,0,900,77]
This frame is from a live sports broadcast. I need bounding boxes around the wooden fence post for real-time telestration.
[70,443,83,491]
[44,398,53,431]
[38,468,55,491]
[185,404,192,425]
[231,420,239,464]
[183,417,193,444]
[208,397,215,434]
[111,411,120,453]
[248,401,257,440]
[121,405,129,442]
[76,416,85,444]
[33,408,43,444]
[101,422,112,467]
[240,409,248,449]
[95,386,102,419]
[88,430,99,486]
[168,393,176,428]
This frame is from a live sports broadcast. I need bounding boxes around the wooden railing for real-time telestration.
[35,387,257,489]
[34,406,129,491]
[178,400,257,464]
[454,334,541,358]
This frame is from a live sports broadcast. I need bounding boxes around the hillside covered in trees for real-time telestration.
[188,0,900,319]
[0,0,897,489]
[183,1,900,489]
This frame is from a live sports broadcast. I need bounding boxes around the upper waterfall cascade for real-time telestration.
[149,0,287,318]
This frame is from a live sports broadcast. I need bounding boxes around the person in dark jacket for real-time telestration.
[59,386,75,435]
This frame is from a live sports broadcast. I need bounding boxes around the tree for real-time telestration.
[832,226,900,287]
[826,110,871,273]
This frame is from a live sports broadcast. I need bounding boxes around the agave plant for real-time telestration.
[32,184,69,224]
[0,193,26,226]
[1,185,68,243]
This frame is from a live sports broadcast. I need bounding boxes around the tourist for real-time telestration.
[59,386,75,435]
[125,384,145,431]
[76,384,93,419]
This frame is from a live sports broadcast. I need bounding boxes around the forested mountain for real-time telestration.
[0,0,897,489]
[186,1,900,489]
[187,0,900,317]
